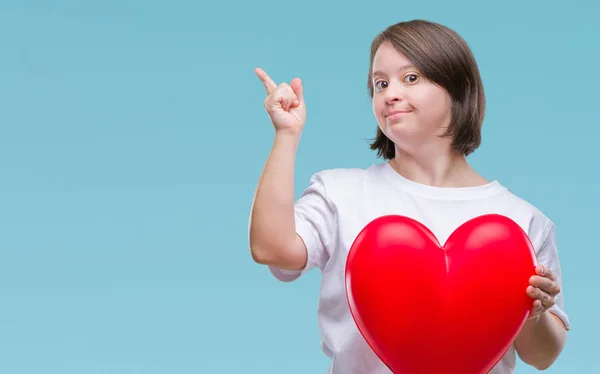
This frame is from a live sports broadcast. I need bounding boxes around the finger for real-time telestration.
[277,84,291,111]
[255,67,278,94]
[528,285,554,309]
[536,265,556,281]
[283,84,298,111]
[528,299,543,320]
[270,84,295,111]
[526,285,537,299]
[534,299,544,313]
[526,285,544,302]
[290,77,304,103]
[530,275,560,295]
[282,95,292,111]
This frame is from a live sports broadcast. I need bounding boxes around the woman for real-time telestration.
[249,19,569,373]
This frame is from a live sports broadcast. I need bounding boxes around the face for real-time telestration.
[371,42,453,153]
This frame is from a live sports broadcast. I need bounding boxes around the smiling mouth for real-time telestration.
[386,110,412,117]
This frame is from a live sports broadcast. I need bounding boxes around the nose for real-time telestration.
[384,81,404,104]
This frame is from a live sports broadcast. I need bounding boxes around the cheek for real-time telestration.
[372,98,385,123]
[372,97,381,113]
[414,92,451,125]
[432,98,452,124]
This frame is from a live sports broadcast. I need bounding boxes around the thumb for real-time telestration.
[290,78,304,103]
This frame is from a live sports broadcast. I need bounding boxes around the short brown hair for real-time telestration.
[368,20,485,158]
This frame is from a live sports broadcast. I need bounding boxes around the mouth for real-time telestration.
[386,110,412,118]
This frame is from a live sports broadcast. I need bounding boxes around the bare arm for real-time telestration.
[515,311,567,370]
[515,263,568,370]
[249,67,308,270]
[249,132,307,270]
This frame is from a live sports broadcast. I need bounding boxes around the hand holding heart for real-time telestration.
[527,265,561,320]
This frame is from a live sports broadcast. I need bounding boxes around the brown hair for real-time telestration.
[368,20,485,158]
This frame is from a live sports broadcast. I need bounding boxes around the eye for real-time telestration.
[374,80,388,91]
[403,74,419,84]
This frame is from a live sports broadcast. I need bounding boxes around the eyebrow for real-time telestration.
[372,64,417,77]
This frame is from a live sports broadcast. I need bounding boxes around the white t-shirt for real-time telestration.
[265,162,570,374]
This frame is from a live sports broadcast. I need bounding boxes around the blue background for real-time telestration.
[1,0,598,373]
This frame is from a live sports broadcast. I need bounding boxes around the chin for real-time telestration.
[382,127,428,150]
[383,120,418,137]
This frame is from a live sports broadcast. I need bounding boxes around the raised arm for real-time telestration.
[249,68,308,271]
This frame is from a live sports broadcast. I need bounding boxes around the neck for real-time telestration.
[390,145,488,188]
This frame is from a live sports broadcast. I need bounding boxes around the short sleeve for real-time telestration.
[536,221,571,330]
[269,173,335,282]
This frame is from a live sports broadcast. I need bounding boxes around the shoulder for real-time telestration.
[307,163,385,189]
[312,165,373,180]
[497,186,555,248]
[300,163,386,203]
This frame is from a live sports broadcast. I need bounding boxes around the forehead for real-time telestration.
[372,42,413,71]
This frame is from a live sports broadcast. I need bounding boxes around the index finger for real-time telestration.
[255,67,277,94]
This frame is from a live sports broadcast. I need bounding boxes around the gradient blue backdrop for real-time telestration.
[1,1,598,373]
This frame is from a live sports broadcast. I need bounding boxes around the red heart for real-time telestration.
[345,214,536,374]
